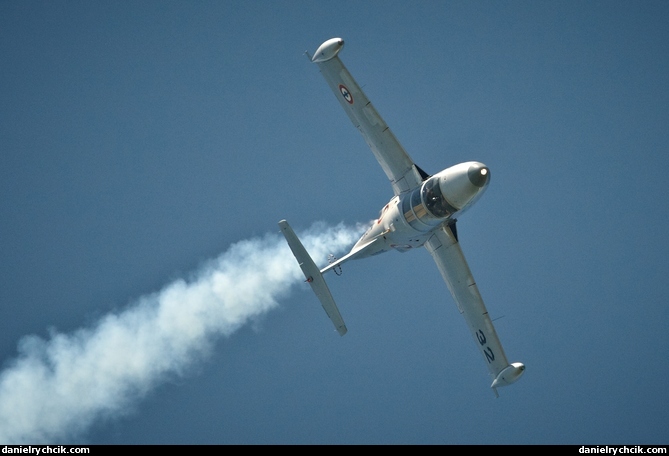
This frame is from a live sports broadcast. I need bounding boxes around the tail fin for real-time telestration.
[279,220,347,336]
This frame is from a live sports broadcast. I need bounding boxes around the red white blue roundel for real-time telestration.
[339,84,353,104]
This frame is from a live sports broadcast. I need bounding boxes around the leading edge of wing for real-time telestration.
[311,38,424,195]
[425,224,525,393]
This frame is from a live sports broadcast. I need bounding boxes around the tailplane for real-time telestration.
[279,220,347,336]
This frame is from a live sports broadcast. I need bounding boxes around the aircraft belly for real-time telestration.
[358,196,431,253]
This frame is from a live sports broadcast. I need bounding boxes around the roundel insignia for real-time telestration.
[338,84,353,104]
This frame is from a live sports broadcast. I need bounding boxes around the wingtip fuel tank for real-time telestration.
[311,38,344,63]
[491,362,526,389]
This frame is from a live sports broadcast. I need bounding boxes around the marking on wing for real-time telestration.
[477,329,496,363]
[339,84,353,104]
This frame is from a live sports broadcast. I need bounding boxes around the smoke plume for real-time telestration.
[0,222,363,443]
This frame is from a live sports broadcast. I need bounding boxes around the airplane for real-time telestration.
[279,38,524,396]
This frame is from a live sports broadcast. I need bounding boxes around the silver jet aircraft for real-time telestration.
[279,38,524,396]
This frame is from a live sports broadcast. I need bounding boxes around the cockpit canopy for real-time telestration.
[401,162,490,232]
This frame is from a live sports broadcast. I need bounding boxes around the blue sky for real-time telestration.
[1,0,668,444]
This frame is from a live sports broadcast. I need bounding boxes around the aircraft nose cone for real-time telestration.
[467,163,490,188]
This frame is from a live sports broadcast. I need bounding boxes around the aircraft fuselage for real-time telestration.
[353,161,491,258]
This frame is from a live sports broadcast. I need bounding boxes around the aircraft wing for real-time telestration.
[311,38,425,195]
[425,224,525,393]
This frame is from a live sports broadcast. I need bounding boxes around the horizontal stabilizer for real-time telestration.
[279,220,347,336]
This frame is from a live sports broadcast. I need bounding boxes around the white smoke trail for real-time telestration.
[0,222,364,443]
